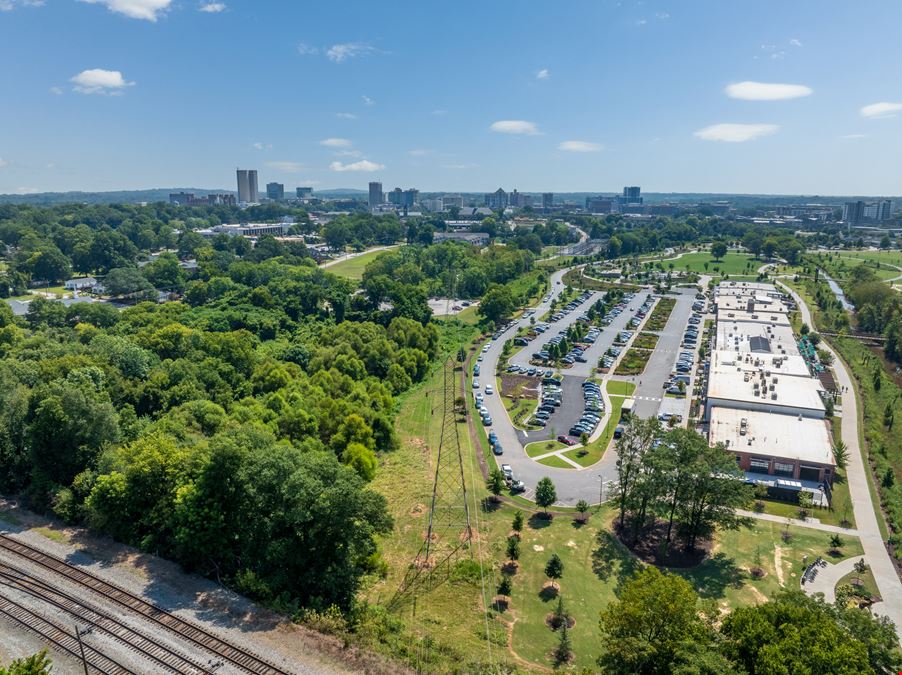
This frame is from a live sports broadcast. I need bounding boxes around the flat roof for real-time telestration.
[710,407,835,467]
[715,320,799,356]
[707,351,825,413]
[715,294,791,315]
[715,308,792,327]
[716,281,783,295]
[711,350,812,378]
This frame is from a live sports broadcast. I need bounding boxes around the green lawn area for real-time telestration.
[614,347,652,376]
[525,439,567,457]
[836,566,879,601]
[537,454,574,469]
[811,251,902,284]
[674,251,760,276]
[322,246,397,280]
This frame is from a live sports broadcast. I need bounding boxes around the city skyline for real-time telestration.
[1,1,901,195]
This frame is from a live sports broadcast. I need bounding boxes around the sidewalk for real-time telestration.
[777,280,902,638]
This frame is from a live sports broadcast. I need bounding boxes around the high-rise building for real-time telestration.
[388,187,419,208]
[484,188,508,209]
[442,195,463,209]
[237,169,259,203]
[509,189,532,208]
[843,201,866,224]
[617,186,642,210]
[296,187,314,199]
[876,199,894,221]
[368,181,383,208]
[266,182,285,201]
[542,193,554,210]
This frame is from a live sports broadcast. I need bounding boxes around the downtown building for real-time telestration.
[236,169,259,203]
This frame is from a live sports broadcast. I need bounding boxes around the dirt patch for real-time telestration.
[774,545,785,585]
[544,613,576,630]
[613,520,712,568]
[499,374,540,400]
[532,544,545,552]
[409,503,427,517]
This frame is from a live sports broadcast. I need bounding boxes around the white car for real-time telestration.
[485,384,494,395]
[472,379,480,389]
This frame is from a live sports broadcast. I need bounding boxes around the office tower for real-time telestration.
[586,196,614,213]
[877,199,894,221]
[484,188,508,209]
[368,181,383,208]
[237,169,259,203]
[266,182,285,201]
[842,201,865,224]
[296,186,314,199]
[542,193,554,209]
[442,195,463,209]
[388,187,404,205]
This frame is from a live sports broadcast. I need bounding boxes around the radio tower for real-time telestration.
[390,359,472,608]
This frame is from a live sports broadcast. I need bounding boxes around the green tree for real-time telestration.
[598,567,714,675]
[478,284,515,325]
[512,509,524,532]
[710,241,728,261]
[0,650,53,675]
[535,476,557,515]
[553,622,572,666]
[103,267,157,300]
[497,574,512,596]
[487,468,505,501]
[544,553,563,590]
[832,440,849,470]
[506,535,520,561]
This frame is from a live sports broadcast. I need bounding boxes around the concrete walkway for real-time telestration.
[804,556,865,603]
[777,280,902,638]
[737,509,861,536]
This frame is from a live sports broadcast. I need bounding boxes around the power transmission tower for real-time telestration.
[389,359,472,609]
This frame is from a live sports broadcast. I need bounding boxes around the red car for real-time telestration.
[557,435,577,446]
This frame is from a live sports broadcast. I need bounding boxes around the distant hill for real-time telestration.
[312,188,367,197]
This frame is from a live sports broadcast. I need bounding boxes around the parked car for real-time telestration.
[557,435,576,446]
[485,384,494,395]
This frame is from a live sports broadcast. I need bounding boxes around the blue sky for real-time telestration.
[1,0,901,196]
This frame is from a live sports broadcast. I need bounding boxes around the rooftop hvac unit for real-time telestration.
[771,392,777,400]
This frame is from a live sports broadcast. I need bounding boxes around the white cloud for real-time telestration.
[80,0,172,21]
[490,120,540,135]
[656,11,670,19]
[0,0,45,11]
[334,150,362,157]
[326,42,378,63]
[49,86,63,95]
[70,69,135,95]
[558,140,602,152]
[442,163,478,170]
[361,95,375,106]
[840,134,867,140]
[790,38,802,47]
[0,159,8,168]
[408,148,432,156]
[297,43,319,56]
[725,81,813,101]
[320,137,352,148]
[431,109,448,116]
[636,18,647,25]
[251,142,271,150]
[693,123,779,142]
[336,112,357,119]
[330,159,384,172]
[265,161,305,172]
[536,68,550,80]
[199,2,225,12]
[860,102,902,119]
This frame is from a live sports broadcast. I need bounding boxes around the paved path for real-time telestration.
[777,280,902,638]
[737,509,861,536]
[804,556,865,602]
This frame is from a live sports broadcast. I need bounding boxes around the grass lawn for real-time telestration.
[674,251,760,277]
[614,347,652,375]
[323,246,397,280]
[836,566,879,601]
[526,439,567,457]
[537,455,574,469]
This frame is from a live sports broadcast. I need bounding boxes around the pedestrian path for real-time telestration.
[803,556,863,603]
[737,509,860,536]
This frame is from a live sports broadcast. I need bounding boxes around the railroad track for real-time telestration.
[0,535,288,675]
[0,563,208,674]
[0,593,131,675]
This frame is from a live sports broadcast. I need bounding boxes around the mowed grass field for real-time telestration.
[322,246,398,280]
[812,251,902,283]
[674,251,761,276]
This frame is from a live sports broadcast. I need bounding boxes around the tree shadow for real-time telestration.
[528,513,552,530]
[481,498,502,513]
[538,584,559,603]
[591,530,640,590]
[680,552,745,600]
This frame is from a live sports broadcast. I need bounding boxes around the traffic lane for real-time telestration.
[632,290,696,418]
[515,374,586,444]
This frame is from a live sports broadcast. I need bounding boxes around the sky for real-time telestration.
[1,0,901,196]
